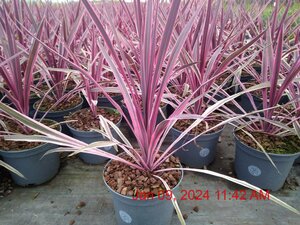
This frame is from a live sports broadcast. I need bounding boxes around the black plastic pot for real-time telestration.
[103,157,183,225]
[97,94,123,108]
[67,107,122,164]
[239,94,262,113]
[166,104,175,116]
[156,104,168,124]
[234,132,300,191]
[253,65,261,74]
[228,93,263,114]
[1,94,41,117]
[81,94,123,109]
[278,95,289,105]
[229,73,256,101]
[171,127,223,168]
[205,92,227,105]
[33,97,83,135]
[0,93,9,104]
[29,95,40,117]
[0,121,61,186]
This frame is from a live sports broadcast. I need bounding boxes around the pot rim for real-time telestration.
[171,124,224,137]
[0,119,62,154]
[233,127,300,157]
[102,152,184,201]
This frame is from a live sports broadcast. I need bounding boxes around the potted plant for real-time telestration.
[32,4,85,134]
[232,26,300,191]
[1,1,299,225]
[231,0,299,107]
[0,6,65,186]
[77,4,193,223]
[167,0,264,168]
[0,115,62,186]
[64,26,122,164]
[0,3,43,118]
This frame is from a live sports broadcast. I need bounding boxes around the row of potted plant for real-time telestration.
[0,0,299,224]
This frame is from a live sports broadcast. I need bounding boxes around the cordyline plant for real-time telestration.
[244,0,300,67]
[33,2,84,113]
[3,0,39,50]
[167,0,266,117]
[65,24,121,117]
[0,4,44,119]
[0,0,299,223]
[231,24,300,137]
[65,25,104,116]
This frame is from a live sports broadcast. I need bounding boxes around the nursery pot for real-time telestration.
[204,92,227,105]
[171,127,223,168]
[81,94,123,109]
[156,104,168,124]
[253,64,261,74]
[0,121,62,186]
[0,94,11,105]
[33,96,83,135]
[166,104,175,116]
[234,132,300,191]
[103,158,183,225]
[0,95,40,117]
[29,95,40,117]
[97,94,123,108]
[237,94,262,113]
[67,107,122,164]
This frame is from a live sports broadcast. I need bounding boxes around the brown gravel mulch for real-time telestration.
[235,130,300,154]
[65,80,77,90]
[97,80,121,98]
[215,72,232,86]
[98,92,122,98]
[168,86,191,100]
[173,117,224,135]
[34,95,82,112]
[104,154,182,198]
[0,118,59,151]
[66,107,121,131]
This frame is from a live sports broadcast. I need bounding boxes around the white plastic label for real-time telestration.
[199,148,210,157]
[119,210,132,224]
[248,165,261,177]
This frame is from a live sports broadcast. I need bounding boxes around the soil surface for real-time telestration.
[235,130,300,154]
[98,92,121,98]
[31,79,76,99]
[168,86,191,100]
[274,104,297,117]
[173,117,224,135]
[215,72,233,86]
[35,95,82,112]
[97,81,121,98]
[104,153,181,197]
[66,107,121,131]
[65,80,77,90]
[0,118,59,151]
